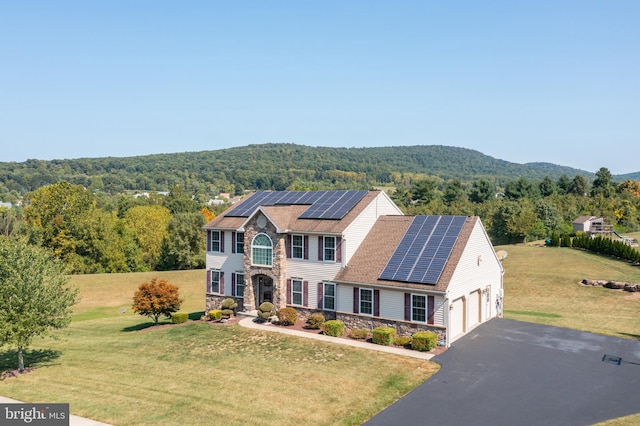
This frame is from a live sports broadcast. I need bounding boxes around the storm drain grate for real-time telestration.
[602,354,622,365]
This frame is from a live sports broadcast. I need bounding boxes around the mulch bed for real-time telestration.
[1,367,34,380]
[138,316,446,356]
[271,317,448,356]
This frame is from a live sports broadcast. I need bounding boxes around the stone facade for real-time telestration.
[270,306,445,342]
[336,311,446,341]
[244,212,288,311]
[206,295,243,313]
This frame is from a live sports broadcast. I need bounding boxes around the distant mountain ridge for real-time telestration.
[0,143,637,195]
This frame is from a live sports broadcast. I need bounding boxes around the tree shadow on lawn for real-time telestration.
[121,311,205,332]
[0,348,61,379]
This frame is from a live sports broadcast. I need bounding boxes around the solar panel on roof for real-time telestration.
[379,215,467,285]
[224,189,368,220]
[299,190,368,220]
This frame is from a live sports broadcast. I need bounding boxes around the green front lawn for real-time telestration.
[0,315,437,425]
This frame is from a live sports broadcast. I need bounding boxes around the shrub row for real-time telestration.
[209,310,222,321]
[372,326,396,346]
[277,307,298,325]
[171,312,188,324]
[242,307,441,352]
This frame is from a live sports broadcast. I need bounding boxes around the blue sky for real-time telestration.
[1,1,638,174]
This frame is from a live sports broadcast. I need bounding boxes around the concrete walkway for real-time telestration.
[238,316,435,360]
[0,396,112,426]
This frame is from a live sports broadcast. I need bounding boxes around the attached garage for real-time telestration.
[449,296,465,341]
[467,289,481,330]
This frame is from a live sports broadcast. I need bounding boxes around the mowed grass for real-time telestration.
[0,270,438,425]
[70,270,207,321]
[499,243,640,339]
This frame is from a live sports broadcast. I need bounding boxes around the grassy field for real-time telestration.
[0,270,437,425]
[1,244,639,425]
[499,243,640,339]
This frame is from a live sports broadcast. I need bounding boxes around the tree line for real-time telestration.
[0,166,638,273]
[390,167,640,244]
[0,181,226,274]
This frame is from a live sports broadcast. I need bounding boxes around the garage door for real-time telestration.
[468,290,481,329]
[449,297,465,341]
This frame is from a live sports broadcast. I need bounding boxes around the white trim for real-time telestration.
[359,288,374,316]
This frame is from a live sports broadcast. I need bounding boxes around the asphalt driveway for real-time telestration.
[366,319,640,426]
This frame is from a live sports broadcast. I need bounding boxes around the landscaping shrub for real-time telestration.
[411,331,438,352]
[394,336,411,347]
[277,307,298,326]
[372,326,396,346]
[322,320,345,337]
[221,309,234,317]
[257,302,276,321]
[208,310,223,321]
[348,328,369,340]
[306,312,325,329]
[221,298,238,311]
[171,312,188,324]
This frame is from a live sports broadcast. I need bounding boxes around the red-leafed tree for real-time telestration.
[132,278,183,324]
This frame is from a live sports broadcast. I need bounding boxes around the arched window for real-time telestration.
[252,233,273,266]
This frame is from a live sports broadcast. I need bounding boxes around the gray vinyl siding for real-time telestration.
[287,260,342,308]
[342,192,404,264]
[335,284,445,326]
[379,289,403,319]
[337,284,354,313]
[446,219,503,320]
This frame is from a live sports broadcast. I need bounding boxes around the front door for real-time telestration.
[257,275,273,305]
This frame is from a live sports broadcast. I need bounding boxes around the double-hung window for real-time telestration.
[210,231,221,252]
[234,273,245,297]
[252,233,273,266]
[359,288,373,315]
[411,294,427,322]
[323,236,336,262]
[210,270,221,294]
[323,282,336,310]
[291,279,303,306]
[235,232,244,254]
[292,234,304,259]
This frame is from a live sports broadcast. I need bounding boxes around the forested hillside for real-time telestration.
[1,144,639,274]
[0,143,597,197]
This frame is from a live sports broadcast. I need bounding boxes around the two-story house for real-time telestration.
[204,189,503,346]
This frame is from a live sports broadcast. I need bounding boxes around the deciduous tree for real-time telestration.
[0,237,78,371]
[132,278,183,324]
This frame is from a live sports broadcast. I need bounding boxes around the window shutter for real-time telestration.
[303,236,309,259]
[206,270,211,293]
[353,287,359,313]
[317,282,324,309]
[231,273,236,296]
[303,281,309,307]
[427,295,435,325]
[336,237,342,263]
[232,232,236,254]
[220,232,225,253]
[374,289,380,317]
[286,279,292,305]
[207,231,211,252]
[318,236,324,260]
[404,293,411,321]
[286,235,292,258]
[219,272,225,294]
